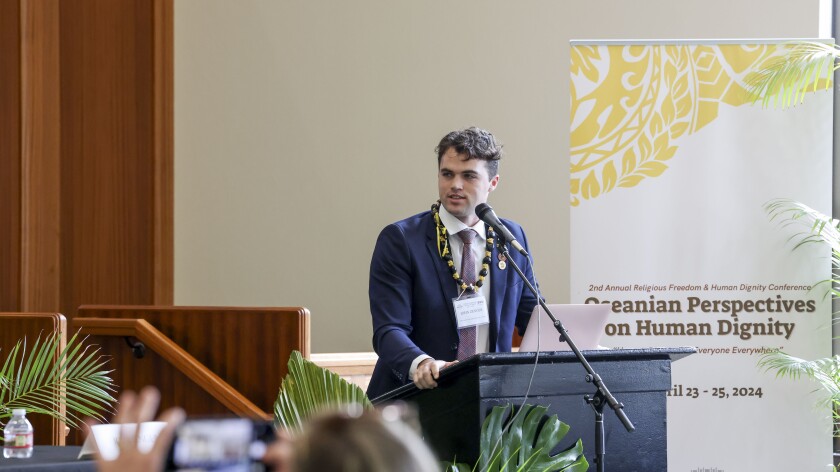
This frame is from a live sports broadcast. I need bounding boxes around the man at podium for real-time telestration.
[367,127,539,399]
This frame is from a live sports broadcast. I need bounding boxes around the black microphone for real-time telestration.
[475,203,529,257]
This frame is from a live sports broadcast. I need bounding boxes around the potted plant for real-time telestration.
[0,330,116,433]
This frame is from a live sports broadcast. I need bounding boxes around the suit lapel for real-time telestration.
[488,241,507,351]
[424,214,459,329]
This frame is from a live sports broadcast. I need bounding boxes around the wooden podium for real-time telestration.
[373,347,694,471]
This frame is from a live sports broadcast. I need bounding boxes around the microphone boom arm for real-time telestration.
[497,238,634,472]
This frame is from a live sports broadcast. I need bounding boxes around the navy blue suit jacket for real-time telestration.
[366,210,538,399]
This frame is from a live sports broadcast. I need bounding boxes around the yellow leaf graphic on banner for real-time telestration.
[662,96,676,125]
[648,114,663,138]
[675,92,691,117]
[664,60,678,87]
[638,134,653,161]
[581,170,600,199]
[673,69,689,96]
[570,178,581,207]
[569,42,827,206]
[666,45,683,66]
[656,145,677,162]
[602,161,617,192]
[618,174,644,188]
[571,45,602,83]
[654,134,669,156]
[621,148,636,176]
[670,122,689,139]
[637,161,668,177]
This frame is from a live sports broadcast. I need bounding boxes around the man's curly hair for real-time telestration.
[435,127,502,178]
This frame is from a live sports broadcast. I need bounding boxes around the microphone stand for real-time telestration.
[497,238,634,472]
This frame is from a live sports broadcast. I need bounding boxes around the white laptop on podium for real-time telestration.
[518,304,612,352]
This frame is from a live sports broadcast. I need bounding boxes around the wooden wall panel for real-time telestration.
[152,0,174,303]
[20,0,61,312]
[59,0,153,317]
[58,0,173,320]
[1,0,173,316]
[0,0,22,311]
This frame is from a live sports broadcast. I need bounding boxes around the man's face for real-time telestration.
[438,148,499,226]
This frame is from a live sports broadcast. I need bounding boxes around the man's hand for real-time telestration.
[413,359,458,389]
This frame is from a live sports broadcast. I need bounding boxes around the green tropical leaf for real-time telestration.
[759,351,840,436]
[763,199,840,438]
[765,199,840,298]
[745,41,839,109]
[273,350,372,432]
[0,331,116,431]
[477,404,588,472]
[759,353,840,402]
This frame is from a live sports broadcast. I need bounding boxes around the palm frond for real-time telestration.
[273,350,372,432]
[763,199,840,440]
[759,351,838,381]
[745,41,839,109]
[0,331,116,430]
[759,351,840,437]
[765,198,838,295]
[759,352,840,396]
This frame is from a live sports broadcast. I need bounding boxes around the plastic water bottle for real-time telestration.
[3,409,34,458]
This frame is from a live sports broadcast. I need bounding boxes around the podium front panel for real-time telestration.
[375,349,692,472]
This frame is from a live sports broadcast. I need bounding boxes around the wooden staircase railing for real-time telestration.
[74,317,270,420]
[67,305,310,445]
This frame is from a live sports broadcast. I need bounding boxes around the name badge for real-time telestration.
[453,293,490,329]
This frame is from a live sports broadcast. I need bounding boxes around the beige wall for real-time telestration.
[174,0,821,352]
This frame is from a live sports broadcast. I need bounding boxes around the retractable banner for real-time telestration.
[570,41,832,471]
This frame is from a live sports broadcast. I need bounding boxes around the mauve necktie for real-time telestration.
[456,229,478,361]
